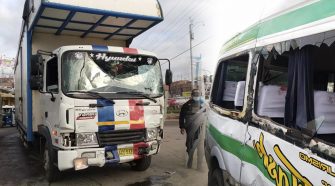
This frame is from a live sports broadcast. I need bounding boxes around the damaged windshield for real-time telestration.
[62,51,163,97]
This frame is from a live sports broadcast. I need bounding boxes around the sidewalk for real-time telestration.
[166,113,179,120]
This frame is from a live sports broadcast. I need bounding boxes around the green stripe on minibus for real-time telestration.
[223,0,335,52]
[208,123,295,184]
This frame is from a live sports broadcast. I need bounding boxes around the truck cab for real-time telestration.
[35,45,166,175]
[15,0,169,181]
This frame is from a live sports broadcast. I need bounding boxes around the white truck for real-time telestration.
[15,0,172,182]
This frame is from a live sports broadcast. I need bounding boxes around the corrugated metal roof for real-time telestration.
[31,0,163,42]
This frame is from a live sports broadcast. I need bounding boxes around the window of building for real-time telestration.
[211,54,249,111]
[46,57,58,93]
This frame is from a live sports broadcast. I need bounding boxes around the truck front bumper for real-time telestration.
[57,140,160,171]
[58,148,105,171]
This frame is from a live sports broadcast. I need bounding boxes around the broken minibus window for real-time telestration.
[252,33,335,162]
[211,54,249,112]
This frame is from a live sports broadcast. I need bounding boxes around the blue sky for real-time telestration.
[0,0,266,80]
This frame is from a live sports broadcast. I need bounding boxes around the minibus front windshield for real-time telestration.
[62,51,163,98]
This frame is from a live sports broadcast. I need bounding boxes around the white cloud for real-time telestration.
[0,0,25,58]
[132,0,267,80]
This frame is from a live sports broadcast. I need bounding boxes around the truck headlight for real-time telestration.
[76,133,98,146]
[146,128,158,141]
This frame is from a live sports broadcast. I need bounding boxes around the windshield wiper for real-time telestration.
[117,92,157,103]
[67,90,115,104]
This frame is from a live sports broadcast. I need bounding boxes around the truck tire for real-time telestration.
[43,141,60,182]
[131,156,152,171]
[208,167,224,186]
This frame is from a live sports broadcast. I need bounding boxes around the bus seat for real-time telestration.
[234,81,245,107]
[223,81,237,101]
[314,91,335,134]
[257,85,286,118]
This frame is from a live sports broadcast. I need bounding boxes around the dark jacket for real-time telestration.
[179,99,201,129]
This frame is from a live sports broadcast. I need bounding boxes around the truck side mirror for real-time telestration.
[165,69,173,86]
[31,54,43,76]
[159,59,173,86]
[30,76,43,90]
[30,54,44,90]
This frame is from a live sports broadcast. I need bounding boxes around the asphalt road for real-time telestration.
[0,121,208,186]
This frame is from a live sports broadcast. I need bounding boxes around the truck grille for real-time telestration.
[97,129,146,146]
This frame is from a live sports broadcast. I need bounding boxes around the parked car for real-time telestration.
[168,98,177,107]
[1,105,15,127]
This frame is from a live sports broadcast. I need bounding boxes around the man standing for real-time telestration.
[179,89,204,168]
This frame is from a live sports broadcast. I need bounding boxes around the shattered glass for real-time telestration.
[62,51,163,96]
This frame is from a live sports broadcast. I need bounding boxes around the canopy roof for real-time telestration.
[29,0,163,41]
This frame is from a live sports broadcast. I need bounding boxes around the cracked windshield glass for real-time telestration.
[62,51,163,97]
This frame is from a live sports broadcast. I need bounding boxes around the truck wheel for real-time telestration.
[131,156,152,171]
[43,141,60,182]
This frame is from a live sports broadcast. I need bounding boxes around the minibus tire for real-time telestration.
[43,141,60,182]
[208,168,224,186]
[131,156,152,171]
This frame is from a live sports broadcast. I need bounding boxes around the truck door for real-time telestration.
[41,57,60,136]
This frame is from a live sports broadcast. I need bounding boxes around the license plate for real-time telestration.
[118,148,133,157]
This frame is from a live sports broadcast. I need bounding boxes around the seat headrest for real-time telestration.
[314,91,335,134]
[234,81,246,107]
[223,81,237,101]
[257,85,286,118]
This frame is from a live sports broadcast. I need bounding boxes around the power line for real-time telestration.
[155,6,211,56]
[160,61,168,66]
[148,2,206,49]
[134,0,186,44]
[148,1,211,52]
[164,0,183,17]
[137,0,194,47]
[147,22,189,51]
[170,36,212,60]
[142,0,204,49]
[155,32,189,53]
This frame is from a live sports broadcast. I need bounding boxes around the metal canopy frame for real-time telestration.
[31,1,163,42]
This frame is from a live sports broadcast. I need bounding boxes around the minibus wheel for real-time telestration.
[208,167,224,186]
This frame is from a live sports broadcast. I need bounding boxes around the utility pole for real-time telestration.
[189,18,194,89]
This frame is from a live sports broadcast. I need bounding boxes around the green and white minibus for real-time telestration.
[205,1,335,185]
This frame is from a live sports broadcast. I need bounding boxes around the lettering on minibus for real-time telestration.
[299,152,335,177]
[254,133,312,186]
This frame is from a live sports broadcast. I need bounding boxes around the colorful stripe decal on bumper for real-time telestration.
[105,145,119,163]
